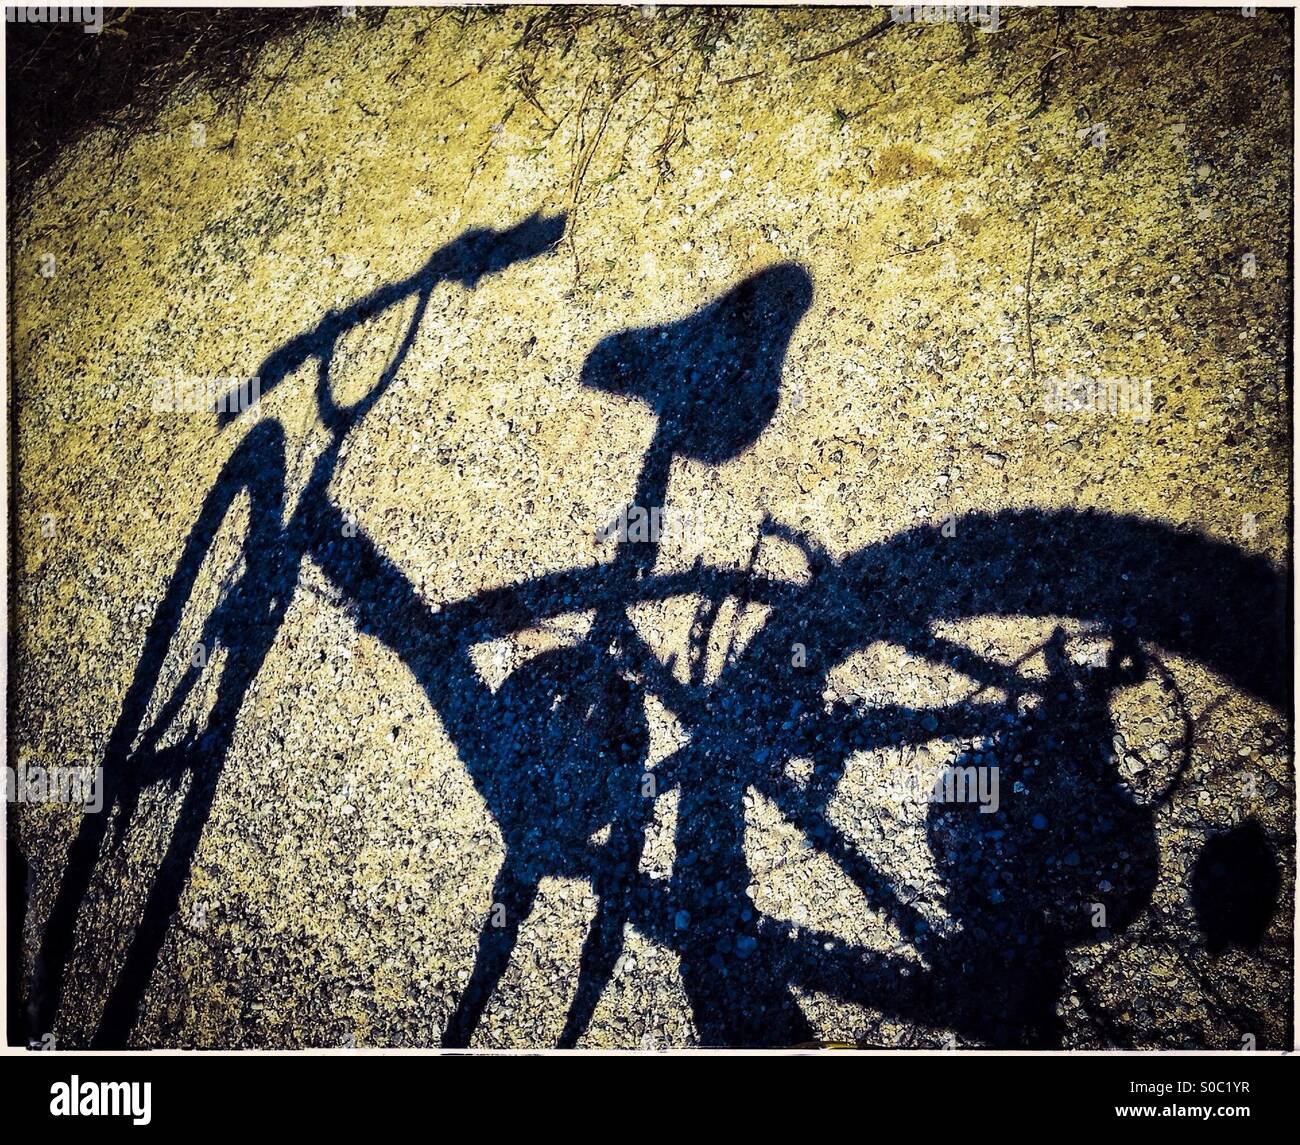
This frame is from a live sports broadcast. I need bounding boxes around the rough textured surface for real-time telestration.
[8,6,1293,1050]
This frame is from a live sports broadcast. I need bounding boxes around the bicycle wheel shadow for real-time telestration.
[26,418,292,1049]
[21,218,1292,1050]
[25,212,568,1049]
[722,508,1291,1047]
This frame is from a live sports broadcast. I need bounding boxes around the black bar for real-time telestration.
[1,1050,1294,1132]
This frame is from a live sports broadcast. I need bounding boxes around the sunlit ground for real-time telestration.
[8,6,1292,1049]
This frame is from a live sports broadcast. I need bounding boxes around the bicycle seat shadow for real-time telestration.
[580,262,813,465]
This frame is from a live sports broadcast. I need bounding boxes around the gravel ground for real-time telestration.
[7,6,1293,1050]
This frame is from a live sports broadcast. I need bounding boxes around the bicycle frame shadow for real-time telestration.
[23,210,1293,1050]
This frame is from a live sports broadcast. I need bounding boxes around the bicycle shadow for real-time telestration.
[22,213,1292,1050]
